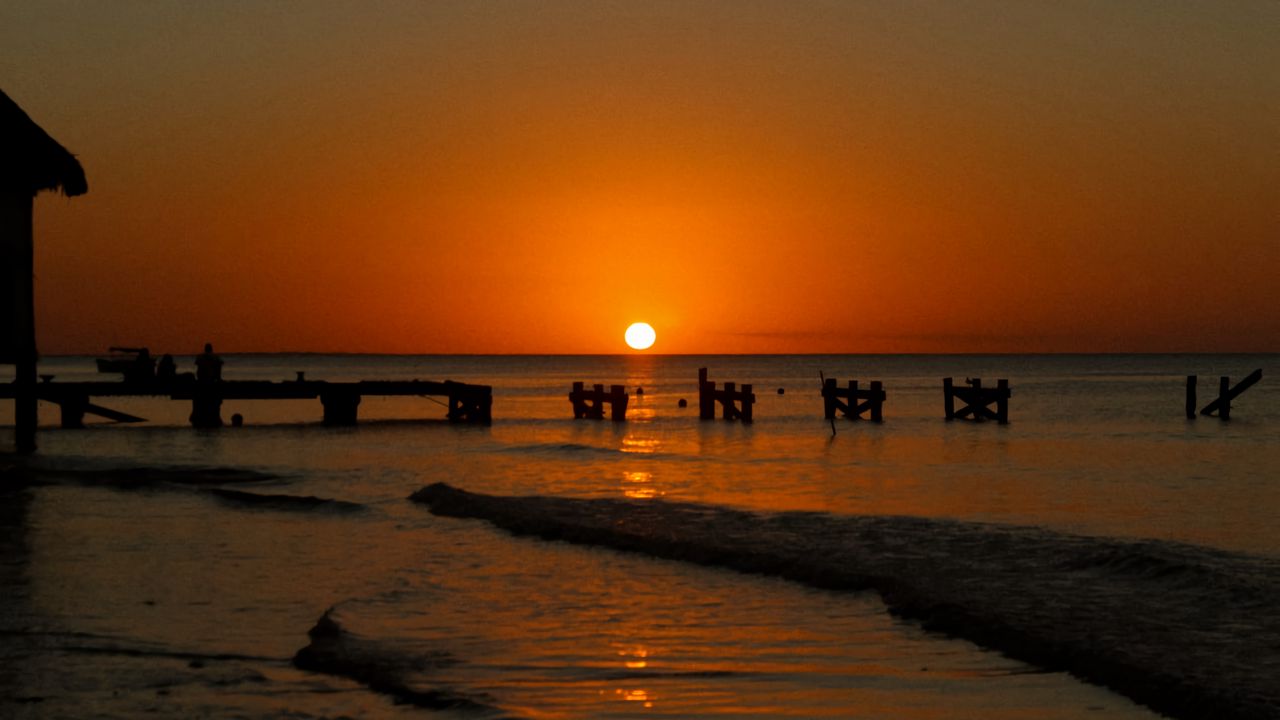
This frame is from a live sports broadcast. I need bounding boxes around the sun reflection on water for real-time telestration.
[626,406,657,421]
[622,470,661,499]
[618,646,650,669]
[621,436,661,454]
[609,646,657,708]
[616,687,655,708]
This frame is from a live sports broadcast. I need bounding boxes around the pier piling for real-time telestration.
[569,382,629,421]
[698,368,755,422]
[944,377,1010,424]
[822,378,885,421]
[1194,369,1262,421]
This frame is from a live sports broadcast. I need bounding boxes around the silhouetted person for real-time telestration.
[156,353,176,381]
[196,343,223,382]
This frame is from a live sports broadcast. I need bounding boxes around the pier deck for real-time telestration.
[0,377,493,427]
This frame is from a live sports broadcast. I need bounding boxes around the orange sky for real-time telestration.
[3,1,1277,354]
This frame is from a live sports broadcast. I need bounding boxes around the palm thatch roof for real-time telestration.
[1,89,87,197]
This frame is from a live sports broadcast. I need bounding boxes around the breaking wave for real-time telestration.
[292,608,512,717]
[410,482,1280,720]
[205,488,365,514]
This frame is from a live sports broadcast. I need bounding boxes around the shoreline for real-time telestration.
[412,482,1280,720]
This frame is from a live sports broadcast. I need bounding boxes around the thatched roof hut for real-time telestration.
[0,89,87,197]
[2,88,88,451]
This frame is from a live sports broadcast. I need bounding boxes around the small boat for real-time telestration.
[96,357,136,373]
[96,347,154,378]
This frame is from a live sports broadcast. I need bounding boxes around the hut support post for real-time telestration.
[1218,376,1230,421]
[943,377,955,420]
[822,378,837,419]
[5,194,37,452]
[870,381,884,422]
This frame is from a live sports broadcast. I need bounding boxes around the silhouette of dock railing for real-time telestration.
[698,367,754,422]
[568,382,629,421]
[821,378,885,421]
[943,377,1010,424]
[0,376,493,428]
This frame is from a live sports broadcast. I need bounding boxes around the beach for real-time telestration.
[2,353,1277,718]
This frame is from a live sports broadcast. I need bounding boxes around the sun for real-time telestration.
[624,322,656,350]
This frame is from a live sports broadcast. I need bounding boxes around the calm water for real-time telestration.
[2,353,1276,718]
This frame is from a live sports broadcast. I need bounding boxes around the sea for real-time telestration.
[1,353,1277,719]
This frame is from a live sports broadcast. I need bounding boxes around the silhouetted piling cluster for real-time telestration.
[563,366,1263,426]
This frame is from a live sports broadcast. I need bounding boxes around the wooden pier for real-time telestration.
[943,377,1010,424]
[822,378,885,421]
[698,367,754,422]
[568,382,629,421]
[0,376,493,428]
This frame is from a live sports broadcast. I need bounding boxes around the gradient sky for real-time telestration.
[3,1,1277,354]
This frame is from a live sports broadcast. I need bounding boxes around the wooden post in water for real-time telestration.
[569,382,628,421]
[189,383,224,428]
[1194,369,1260,421]
[569,381,591,418]
[822,377,886,422]
[943,377,1009,423]
[697,368,754,422]
[609,384,628,422]
[445,382,492,423]
[698,368,715,420]
[321,389,360,426]
[1186,376,1197,419]
[822,378,838,419]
